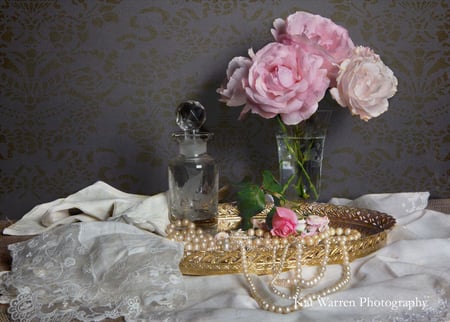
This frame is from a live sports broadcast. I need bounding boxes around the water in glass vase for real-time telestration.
[277,135,325,202]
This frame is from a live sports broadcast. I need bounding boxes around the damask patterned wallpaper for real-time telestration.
[1,0,448,220]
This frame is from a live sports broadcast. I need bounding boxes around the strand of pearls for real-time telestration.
[166,219,360,314]
[240,236,353,314]
[166,219,361,253]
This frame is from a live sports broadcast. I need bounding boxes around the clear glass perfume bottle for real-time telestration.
[168,101,219,232]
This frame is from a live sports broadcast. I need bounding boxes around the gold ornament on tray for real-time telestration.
[168,202,395,276]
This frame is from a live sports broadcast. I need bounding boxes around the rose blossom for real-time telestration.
[330,46,398,121]
[270,207,298,237]
[306,215,329,232]
[301,215,329,237]
[217,56,252,107]
[272,11,355,82]
[242,42,330,125]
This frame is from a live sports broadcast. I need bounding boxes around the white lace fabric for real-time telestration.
[0,222,186,321]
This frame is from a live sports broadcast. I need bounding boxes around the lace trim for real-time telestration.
[0,222,186,321]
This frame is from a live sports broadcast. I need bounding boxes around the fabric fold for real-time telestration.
[2,186,449,321]
[3,181,169,236]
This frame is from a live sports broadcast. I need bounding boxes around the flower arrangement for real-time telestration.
[217,11,398,123]
[217,11,398,234]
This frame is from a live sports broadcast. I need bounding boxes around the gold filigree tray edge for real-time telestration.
[179,202,396,276]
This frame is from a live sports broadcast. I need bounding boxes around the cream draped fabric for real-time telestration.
[1,188,449,321]
[3,181,170,236]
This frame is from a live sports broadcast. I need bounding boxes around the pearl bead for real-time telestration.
[305,237,314,246]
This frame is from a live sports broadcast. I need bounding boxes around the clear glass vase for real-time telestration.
[276,111,331,202]
[168,132,219,232]
[276,135,325,202]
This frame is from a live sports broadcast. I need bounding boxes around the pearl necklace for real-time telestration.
[167,219,360,314]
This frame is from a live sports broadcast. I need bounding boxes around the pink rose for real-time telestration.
[217,56,252,107]
[330,46,398,121]
[272,11,355,83]
[242,42,330,125]
[270,207,298,237]
[301,215,329,237]
[306,215,329,232]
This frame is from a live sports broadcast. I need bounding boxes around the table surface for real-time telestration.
[0,199,448,321]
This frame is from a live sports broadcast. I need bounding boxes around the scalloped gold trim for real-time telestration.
[180,202,396,275]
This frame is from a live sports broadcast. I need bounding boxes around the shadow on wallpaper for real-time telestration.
[0,0,448,220]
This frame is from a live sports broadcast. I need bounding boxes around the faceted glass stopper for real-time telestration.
[176,100,206,131]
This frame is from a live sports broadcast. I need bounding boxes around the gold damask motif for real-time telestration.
[0,0,448,219]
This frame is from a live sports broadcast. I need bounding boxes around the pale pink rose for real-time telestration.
[270,207,298,237]
[306,215,329,232]
[216,56,252,107]
[301,215,329,237]
[242,42,330,125]
[301,225,318,237]
[272,11,355,83]
[330,46,398,121]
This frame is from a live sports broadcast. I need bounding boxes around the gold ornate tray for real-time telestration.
[179,202,396,275]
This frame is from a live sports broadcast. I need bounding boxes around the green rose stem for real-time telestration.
[277,116,319,201]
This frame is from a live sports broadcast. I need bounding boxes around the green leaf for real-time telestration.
[262,170,282,192]
[261,170,285,206]
[236,183,265,230]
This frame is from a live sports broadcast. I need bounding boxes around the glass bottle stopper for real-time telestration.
[176,100,206,132]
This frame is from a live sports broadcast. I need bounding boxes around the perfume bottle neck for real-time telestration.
[179,138,207,156]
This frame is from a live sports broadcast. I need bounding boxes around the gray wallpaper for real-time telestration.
[1,0,448,220]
